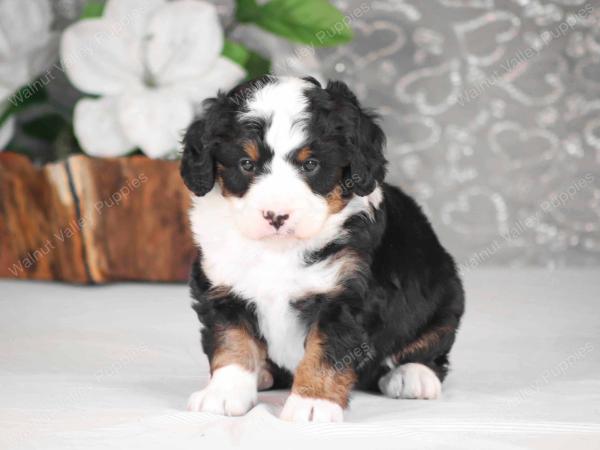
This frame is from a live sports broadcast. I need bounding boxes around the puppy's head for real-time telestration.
[181,76,386,241]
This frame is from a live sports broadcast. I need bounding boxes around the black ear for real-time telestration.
[180,119,214,197]
[325,81,387,196]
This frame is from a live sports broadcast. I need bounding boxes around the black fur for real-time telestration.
[181,119,213,196]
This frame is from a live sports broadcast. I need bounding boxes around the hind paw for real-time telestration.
[378,363,441,399]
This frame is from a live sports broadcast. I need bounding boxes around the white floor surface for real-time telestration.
[1,269,599,449]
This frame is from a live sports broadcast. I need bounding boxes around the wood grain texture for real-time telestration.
[0,152,195,283]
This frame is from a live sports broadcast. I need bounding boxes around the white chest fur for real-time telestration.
[189,191,359,372]
[189,187,382,372]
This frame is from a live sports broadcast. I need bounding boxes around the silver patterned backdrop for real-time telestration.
[48,0,600,267]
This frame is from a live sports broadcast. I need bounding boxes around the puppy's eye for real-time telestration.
[239,158,255,173]
[302,159,319,173]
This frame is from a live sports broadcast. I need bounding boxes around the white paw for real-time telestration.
[378,363,442,399]
[187,365,257,416]
[280,393,344,423]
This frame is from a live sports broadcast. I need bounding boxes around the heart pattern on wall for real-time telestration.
[441,186,509,240]
[387,115,442,155]
[454,11,521,67]
[311,0,600,266]
[488,121,559,169]
[395,60,462,115]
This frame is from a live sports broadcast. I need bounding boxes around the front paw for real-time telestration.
[280,393,344,423]
[187,365,257,416]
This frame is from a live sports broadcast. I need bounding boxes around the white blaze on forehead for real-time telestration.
[241,77,312,157]
[250,156,319,209]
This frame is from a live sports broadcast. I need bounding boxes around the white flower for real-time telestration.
[61,0,245,158]
[0,0,58,150]
[0,114,15,150]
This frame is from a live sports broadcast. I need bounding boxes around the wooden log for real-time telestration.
[0,152,196,283]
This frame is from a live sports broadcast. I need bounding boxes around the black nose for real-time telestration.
[262,211,289,230]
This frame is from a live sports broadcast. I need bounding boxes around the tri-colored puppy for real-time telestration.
[181,75,464,422]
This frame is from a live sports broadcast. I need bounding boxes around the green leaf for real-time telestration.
[244,50,271,80]
[22,114,67,142]
[222,40,271,81]
[0,85,48,127]
[235,0,261,23]
[222,40,251,68]
[248,0,353,47]
[81,1,105,19]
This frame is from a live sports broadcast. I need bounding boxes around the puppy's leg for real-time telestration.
[280,328,357,423]
[188,326,268,416]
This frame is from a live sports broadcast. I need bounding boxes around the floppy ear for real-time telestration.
[180,119,214,197]
[326,81,387,197]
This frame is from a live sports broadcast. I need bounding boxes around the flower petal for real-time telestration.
[74,96,134,157]
[0,56,28,101]
[117,87,194,158]
[26,32,60,79]
[61,20,143,96]
[103,0,166,40]
[0,33,59,104]
[174,56,246,105]
[0,0,53,58]
[0,0,58,100]
[0,116,15,150]
[145,0,223,85]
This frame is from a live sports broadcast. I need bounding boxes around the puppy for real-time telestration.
[181,76,464,422]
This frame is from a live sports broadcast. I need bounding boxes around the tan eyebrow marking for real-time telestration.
[243,141,259,161]
[296,147,313,162]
